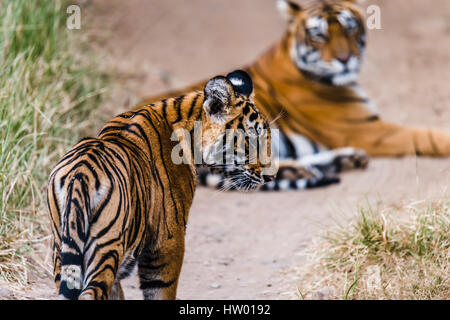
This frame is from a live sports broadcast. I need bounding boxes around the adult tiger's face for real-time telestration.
[200,70,274,191]
[278,0,366,86]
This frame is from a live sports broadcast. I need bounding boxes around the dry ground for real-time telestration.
[7,0,450,299]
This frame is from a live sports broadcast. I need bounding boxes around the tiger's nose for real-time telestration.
[263,175,276,183]
[336,53,350,64]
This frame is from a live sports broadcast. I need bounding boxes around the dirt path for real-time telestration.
[16,0,450,299]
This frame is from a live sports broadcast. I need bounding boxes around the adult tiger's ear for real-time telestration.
[342,0,365,7]
[203,76,236,125]
[277,0,302,22]
[226,70,254,98]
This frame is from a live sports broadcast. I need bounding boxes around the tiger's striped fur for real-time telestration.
[47,71,273,299]
[140,0,450,191]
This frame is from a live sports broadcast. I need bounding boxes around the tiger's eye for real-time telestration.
[305,17,328,42]
[307,28,327,42]
[337,10,359,36]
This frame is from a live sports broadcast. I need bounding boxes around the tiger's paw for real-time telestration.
[277,162,318,180]
[335,147,369,171]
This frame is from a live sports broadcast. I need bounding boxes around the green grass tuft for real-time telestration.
[0,0,106,283]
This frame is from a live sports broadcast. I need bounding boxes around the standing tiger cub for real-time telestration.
[47,70,273,300]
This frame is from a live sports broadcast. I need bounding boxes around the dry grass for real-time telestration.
[290,200,449,300]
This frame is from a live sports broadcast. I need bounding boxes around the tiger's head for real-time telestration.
[278,0,366,86]
[200,70,275,191]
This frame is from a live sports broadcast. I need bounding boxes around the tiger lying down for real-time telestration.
[47,71,274,300]
[141,0,450,191]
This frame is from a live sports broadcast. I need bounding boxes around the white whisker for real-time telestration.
[270,110,286,126]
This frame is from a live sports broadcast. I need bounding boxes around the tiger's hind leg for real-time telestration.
[137,236,185,300]
[109,279,125,300]
[108,255,137,300]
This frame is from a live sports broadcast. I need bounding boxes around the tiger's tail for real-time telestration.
[58,173,90,300]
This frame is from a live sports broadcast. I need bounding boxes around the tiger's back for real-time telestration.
[48,107,195,299]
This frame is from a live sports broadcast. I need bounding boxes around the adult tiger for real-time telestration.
[47,70,274,300]
[140,0,450,191]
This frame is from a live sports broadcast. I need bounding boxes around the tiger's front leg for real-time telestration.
[137,231,185,300]
[276,147,368,180]
[331,147,369,172]
[297,147,369,175]
[260,147,368,191]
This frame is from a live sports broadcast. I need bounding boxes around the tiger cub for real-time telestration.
[47,70,273,300]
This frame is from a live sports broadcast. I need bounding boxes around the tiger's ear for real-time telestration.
[343,0,364,6]
[277,0,302,21]
[226,70,254,98]
[203,76,236,125]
